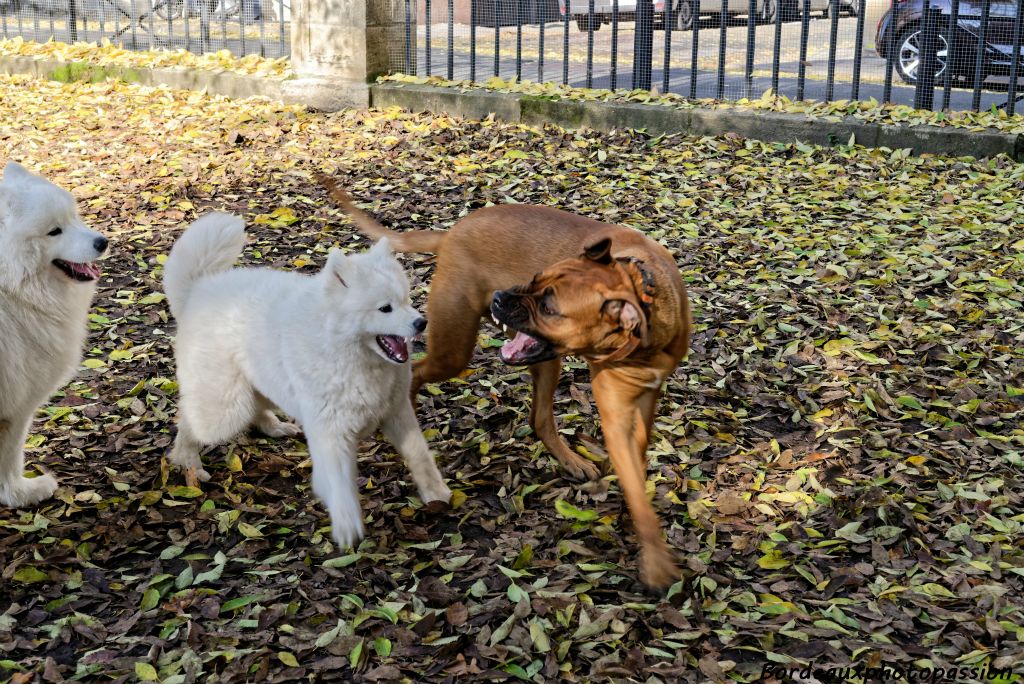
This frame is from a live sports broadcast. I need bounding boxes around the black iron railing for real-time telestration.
[0,0,289,58]
[407,0,1024,113]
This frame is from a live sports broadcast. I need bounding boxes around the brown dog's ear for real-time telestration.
[604,299,647,340]
[583,238,613,265]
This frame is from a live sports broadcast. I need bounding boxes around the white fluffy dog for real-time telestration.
[163,213,452,549]
[0,162,108,508]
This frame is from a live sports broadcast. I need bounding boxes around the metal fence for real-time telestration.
[0,0,289,57]
[404,0,1024,113]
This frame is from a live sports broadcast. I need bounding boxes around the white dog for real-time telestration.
[0,162,108,508]
[163,213,452,549]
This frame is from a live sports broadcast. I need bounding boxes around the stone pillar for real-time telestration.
[283,0,412,111]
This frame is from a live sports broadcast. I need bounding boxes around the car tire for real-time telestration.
[576,15,600,30]
[759,0,777,23]
[674,0,695,30]
[844,0,862,16]
[894,25,950,85]
[779,0,799,21]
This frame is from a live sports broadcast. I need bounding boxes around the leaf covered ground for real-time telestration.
[1,73,1023,683]
[0,38,293,80]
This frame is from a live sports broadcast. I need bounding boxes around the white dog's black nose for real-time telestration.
[94,236,109,254]
[413,317,427,333]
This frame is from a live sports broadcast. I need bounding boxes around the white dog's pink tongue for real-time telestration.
[500,331,541,364]
[378,335,408,362]
[70,262,100,279]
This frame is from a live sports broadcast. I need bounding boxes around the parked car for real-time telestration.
[559,0,829,31]
[875,0,1024,86]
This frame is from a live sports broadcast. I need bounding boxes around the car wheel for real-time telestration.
[844,0,862,16]
[895,26,949,85]
[760,0,777,23]
[576,15,601,30]
[779,0,799,20]
[674,0,695,30]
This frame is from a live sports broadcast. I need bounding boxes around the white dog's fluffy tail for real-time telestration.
[163,212,246,319]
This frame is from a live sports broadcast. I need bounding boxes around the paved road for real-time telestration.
[415,49,1012,111]
[414,17,1018,111]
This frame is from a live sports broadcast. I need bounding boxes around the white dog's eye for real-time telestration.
[48,227,62,237]
[378,304,392,313]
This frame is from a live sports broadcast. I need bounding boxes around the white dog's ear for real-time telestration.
[368,237,392,260]
[3,162,30,184]
[324,248,354,289]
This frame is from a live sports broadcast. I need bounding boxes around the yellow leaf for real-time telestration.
[135,662,159,681]
[226,452,243,472]
[237,522,263,538]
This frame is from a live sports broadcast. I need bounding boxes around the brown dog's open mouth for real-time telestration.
[491,314,557,366]
[52,259,100,282]
[376,335,409,363]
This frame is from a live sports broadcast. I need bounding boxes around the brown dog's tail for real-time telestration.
[316,173,446,254]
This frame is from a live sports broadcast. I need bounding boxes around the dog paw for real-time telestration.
[257,414,301,438]
[559,456,601,482]
[328,500,366,550]
[420,482,452,506]
[184,465,211,486]
[0,473,59,508]
[422,498,452,515]
[639,543,681,591]
[169,450,210,485]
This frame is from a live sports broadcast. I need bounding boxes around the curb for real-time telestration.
[369,82,1023,161]
[2,53,1018,160]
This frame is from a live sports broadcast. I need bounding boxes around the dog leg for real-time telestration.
[591,370,680,590]
[305,422,365,550]
[634,386,661,470]
[381,400,452,505]
[170,369,257,482]
[253,392,300,438]
[529,359,601,481]
[168,416,212,483]
[0,413,58,508]
[412,289,485,403]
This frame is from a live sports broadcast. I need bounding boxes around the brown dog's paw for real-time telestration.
[556,454,602,482]
[640,544,681,591]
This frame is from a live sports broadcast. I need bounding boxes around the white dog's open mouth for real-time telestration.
[52,259,100,282]
[376,335,409,363]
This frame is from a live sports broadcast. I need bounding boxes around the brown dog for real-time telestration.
[317,175,691,589]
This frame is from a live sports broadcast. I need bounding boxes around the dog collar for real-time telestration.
[617,256,657,316]
[591,257,656,364]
